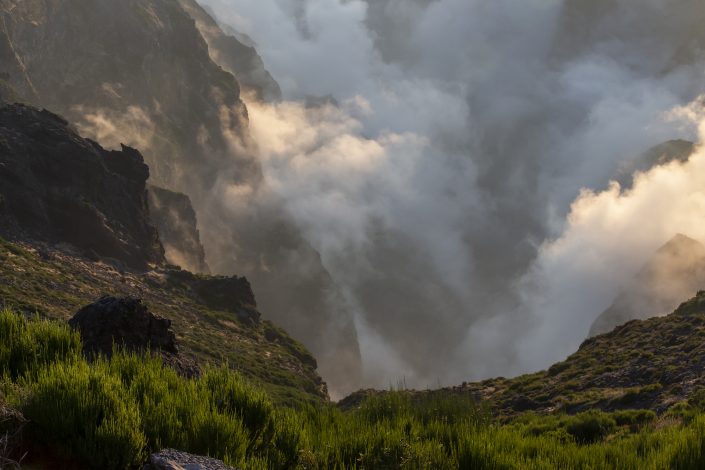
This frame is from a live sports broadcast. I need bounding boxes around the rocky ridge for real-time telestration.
[148,185,210,274]
[0,236,327,404]
[177,0,281,102]
[0,103,164,269]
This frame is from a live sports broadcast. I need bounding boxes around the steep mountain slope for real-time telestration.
[0,102,326,405]
[0,104,164,269]
[177,0,281,102]
[0,0,362,393]
[590,234,705,336]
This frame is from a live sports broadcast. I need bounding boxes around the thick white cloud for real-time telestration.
[517,100,705,372]
[199,0,705,390]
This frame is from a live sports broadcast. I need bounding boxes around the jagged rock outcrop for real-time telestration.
[146,449,238,470]
[0,103,164,269]
[589,234,705,336]
[69,296,200,378]
[0,0,362,394]
[148,185,210,274]
[178,0,281,102]
[166,268,260,323]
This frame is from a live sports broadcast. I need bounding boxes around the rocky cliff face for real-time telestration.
[177,0,281,102]
[589,234,705,337]
[0,0,362,394]
[0,103,164,269]
[148,185,210,274]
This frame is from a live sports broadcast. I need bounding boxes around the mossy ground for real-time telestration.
[0,236,324,406]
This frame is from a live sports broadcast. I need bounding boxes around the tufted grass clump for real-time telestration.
[0,308,81,380]
[23,360,146,469]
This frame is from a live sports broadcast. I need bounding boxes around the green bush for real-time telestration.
[613,409,656,427]
[202,366,275,454]
[23,361,146,469]
[106,352,249,465]
[0,309,81,379]
[565,411,616,444]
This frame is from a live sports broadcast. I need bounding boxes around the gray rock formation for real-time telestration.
[0,103,164,269]
[615,140,696,190]
[69,296,200,378]
[177,0,281,102]
[148,186,210,274]
[146,449,238,470]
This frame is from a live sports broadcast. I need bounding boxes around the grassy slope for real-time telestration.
[6,298,705,468]
[0,237,325,406]
[361,291,705,420]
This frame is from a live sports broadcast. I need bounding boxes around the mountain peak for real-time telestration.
[589,233,705,337]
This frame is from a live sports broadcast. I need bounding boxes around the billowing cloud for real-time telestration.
[197,0,705,390]
[516,99,705,373]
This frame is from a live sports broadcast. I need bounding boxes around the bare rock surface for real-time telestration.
[69,296,200,378]
[0,103,164,270]
[146,449,238,470]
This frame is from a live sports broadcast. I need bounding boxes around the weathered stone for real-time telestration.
[148,186,210,274]
[0,104,165,269]
[145,449,238,470]
[69,296,200,378]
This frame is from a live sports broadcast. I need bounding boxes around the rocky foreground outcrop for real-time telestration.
[0,104,164,269]
[1,237,328,404]
[69,296,201,378]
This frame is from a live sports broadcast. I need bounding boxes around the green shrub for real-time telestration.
[613,409,656,428]
[202,366,275,455]
[0,309,81,379]
[106,352,249,466]
[688,388,705,412]
[565,411,616,444]
[23,361,146,469]
[670,415,705,469]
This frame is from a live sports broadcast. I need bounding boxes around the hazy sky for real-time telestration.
[199,0,705,390]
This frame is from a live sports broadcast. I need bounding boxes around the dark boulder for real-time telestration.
[69,296,199,377]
